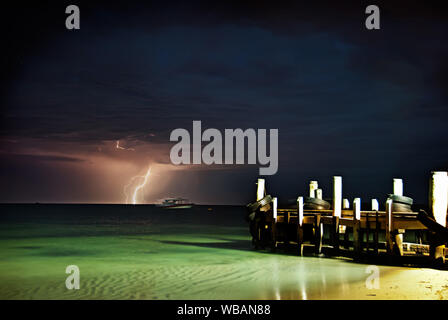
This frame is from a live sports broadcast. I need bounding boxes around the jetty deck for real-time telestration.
[247,173,448,265]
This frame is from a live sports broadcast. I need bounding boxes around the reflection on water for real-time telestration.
[238,255,375,300]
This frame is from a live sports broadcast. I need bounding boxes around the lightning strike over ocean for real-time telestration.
[124,167,151,204]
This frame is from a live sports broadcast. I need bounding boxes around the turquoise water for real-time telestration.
[0,204,446,299]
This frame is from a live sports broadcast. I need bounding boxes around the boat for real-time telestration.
[156,198,194,209]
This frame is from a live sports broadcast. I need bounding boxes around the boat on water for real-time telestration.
[156,198,194,209]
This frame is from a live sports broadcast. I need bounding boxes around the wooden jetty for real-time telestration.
[247,172,448,265]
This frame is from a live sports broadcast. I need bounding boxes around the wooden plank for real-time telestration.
[303,216,315,225]
[393,219,426,230]
[339,217,354,227]
[321,216,334,224]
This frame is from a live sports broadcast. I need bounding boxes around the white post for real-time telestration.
[342,198,350,209]
[371,199,379,211]
[429,171,448,227]
[309,181,318,198]
[393,178,403,196]
[316,189,323,200]
[385,198,393,254]
[353,198,361,221]
[353,198,361,254]
[257,179,265,201]
[273,197,278,222]
[297,196,304,227]
[333,176,342,218]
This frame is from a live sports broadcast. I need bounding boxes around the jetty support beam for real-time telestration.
[353,198,361,256]
[331,176,342,255]
[314,214,323,254]
[393,179,404,255]
[333,176,342,218]
[385,199,394,255]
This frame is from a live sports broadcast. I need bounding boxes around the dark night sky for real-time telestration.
[1,1,447,204]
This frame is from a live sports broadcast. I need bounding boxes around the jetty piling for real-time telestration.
[257,178,265,201]
[333,176,342,218]
[429,171,448,263]
[393,178,403,196]
[371,199,379,211]
[297,196,304,256]
[309,181,318,198]
[392,179,405,256]
[316,189,323,200]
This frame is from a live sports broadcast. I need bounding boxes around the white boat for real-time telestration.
[156,198,194,209]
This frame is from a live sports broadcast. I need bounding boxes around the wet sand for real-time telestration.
[0,204,447,300]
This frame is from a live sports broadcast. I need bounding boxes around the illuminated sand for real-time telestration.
[0,205,447,300]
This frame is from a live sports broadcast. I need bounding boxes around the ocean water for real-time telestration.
[0,204,447,300]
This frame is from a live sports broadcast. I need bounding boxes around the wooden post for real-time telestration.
[374,210,379,255]
[333,176,342,218]
[309,181,318,198]
[314,214,323,254]
[297,196,304,256]
[332,216,340,255]
[342,197,349,248]
[393,178,403,196]
[395,230,404,256]
[385,199,394,255]
[393,179,404,254]
[272,197,278,251]
[257,178,265,201]
[353,198,361,256]
[365,210,370,252]
[343,198,350,209]
[429,171,448,263]
[256,179,266,249]
[371,199,379,211]
[331,176,342,255]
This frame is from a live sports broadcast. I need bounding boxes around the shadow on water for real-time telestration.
[159,238,448,271]
[158,238,252,251]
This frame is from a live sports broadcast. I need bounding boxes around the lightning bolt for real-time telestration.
[124,167,151,204]
[123,175,141,204]
[116,140,135,151]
